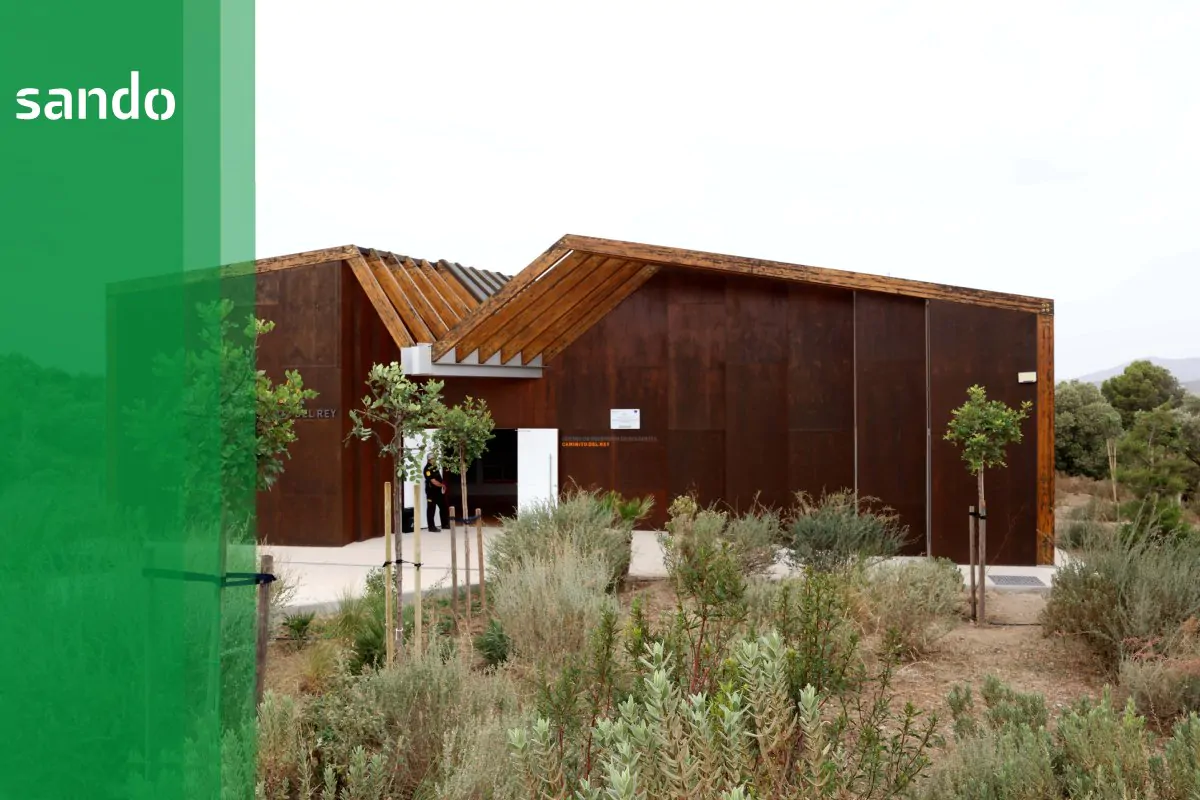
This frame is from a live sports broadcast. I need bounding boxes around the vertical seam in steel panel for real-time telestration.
[926,299,933,557]
[852,291,858,497]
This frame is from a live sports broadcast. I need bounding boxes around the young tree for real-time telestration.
[1117,405,1199,503]
[1101,360,1186,429]
[431,397,496,612]
[944,385,1032,623]
[346,362,445,655]
[126,299,317,518]
[1054,380,1123,479]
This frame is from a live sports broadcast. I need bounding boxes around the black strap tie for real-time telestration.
[382,559,423,569]
[143,568,276,587]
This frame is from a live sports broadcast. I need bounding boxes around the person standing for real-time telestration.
[423,457,448,532]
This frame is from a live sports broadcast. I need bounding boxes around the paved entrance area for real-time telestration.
[268,530,1062,613]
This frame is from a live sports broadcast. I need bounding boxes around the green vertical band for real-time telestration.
[0,1,256,797]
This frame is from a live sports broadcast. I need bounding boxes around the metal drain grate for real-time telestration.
[988,574,1046,587]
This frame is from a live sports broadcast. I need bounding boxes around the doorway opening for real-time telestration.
[445,428,517,523]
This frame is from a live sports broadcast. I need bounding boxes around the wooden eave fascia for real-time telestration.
[254,244,361,274]
[560,234,1052,314]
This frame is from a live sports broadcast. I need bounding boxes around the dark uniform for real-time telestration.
[423,460,448,532]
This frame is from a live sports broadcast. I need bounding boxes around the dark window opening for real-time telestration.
[444,428,517,521]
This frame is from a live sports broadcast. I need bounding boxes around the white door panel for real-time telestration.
[517,428,559,512]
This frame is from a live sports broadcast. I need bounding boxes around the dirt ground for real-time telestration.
[886,591,1106,721]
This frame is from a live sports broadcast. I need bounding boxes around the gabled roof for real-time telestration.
[430,234,1053,366]
[254,244,510,348]
[254,235,1052,368]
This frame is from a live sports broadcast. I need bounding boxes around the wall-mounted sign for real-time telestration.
[300,408,339,420]
[561,435,659,447]
[1017,372,1037,384]
[610,408,641,430]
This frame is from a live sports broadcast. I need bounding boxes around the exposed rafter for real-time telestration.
[432,239,573,361]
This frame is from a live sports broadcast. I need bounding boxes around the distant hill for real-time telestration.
[1076,357,1200,391]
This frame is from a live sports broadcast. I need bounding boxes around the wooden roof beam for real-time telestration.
[401,255,459,328]
[470,250,597,363]
[520,259,646,364]
[543,264,660,362]
[500,254,623,363]
[434,260,481,309]
[420,259,472,318]
[379,252,449,339]
[432,239,573,361]
[348,252,415,348]
[364,250,433,343]
[561,235,1050,314]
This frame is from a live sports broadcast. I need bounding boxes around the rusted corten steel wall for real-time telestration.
[259,262,1048,565]
[254,260,349,546]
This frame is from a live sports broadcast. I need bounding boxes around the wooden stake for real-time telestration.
[463,503,473,625]
[968,506,977,623]
[394,477,404,662]
[449,506,459,616]
[143,542,154,782]
[476,508,486,613]
[978,472,987,625]
[449,499,459,614]
[384,483,395,667]
[1108,438,1120,523]
[256,554,273,709]
[414,479,424,658]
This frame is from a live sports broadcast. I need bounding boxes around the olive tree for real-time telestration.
[347,362,445,656]
[944,384,1032,623]
[432,396,495,613]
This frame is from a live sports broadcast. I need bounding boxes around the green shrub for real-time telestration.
[475,618,512,669]
[1042,528,1200,673]
[915,722,1057,800]
[511,634,939,800]
[1068,495,1119,522]
[305,633,522,798]
[257,691,313,800]
[1120,655,1200,724]
[1119,496,1196,544]
[928,678,1178,800]
[283,610,316,643]
[784,490,911,573]
[746,572,864,699]
[979,673,1050,731]
[863,558,963,659]
[944,675,1049,744]
[661,495,781,577]
[491,544,617,673]
[431,712,528,800]
[1057,516,1109,551]
[490,489,637,589]
[1054,690,1154,798]
[1155,713,1200,800]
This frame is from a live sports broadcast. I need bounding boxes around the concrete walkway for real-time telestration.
[268,529,1062,613]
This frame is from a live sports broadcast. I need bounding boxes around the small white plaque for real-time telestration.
[1018,372,1037,384]
[610,409,641,430]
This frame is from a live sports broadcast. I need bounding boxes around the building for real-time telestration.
[248,235,1054,566]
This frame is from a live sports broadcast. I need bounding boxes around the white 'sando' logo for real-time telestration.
[15,71,176,121]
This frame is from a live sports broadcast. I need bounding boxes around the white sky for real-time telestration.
[256,1,1199,380]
